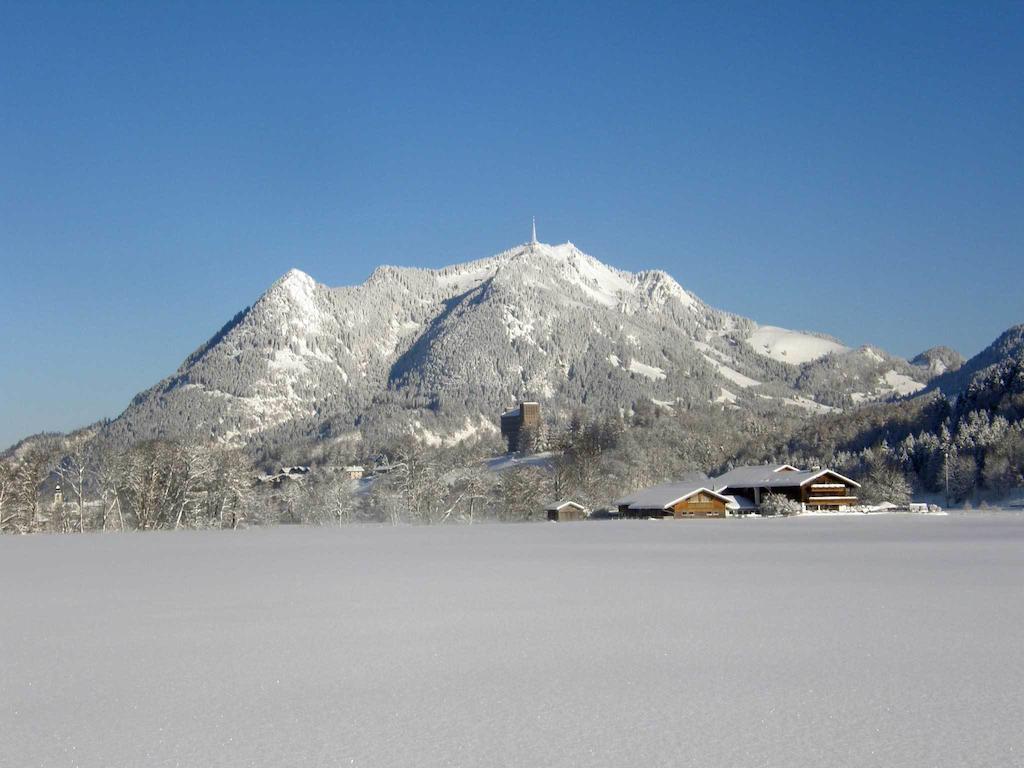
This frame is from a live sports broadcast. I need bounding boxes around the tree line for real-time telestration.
[4,351,1022,535]
[1,399,763,533]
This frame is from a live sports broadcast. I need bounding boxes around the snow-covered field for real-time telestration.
[3,515,1023,767]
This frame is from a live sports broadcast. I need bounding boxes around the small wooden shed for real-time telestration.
[545,501,586,522]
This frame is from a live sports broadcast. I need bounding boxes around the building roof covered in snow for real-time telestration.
[615,479,729,511]
[720,494,759,512]
[712,464,860,491]
[544,500,586,512]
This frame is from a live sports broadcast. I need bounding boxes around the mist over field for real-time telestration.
[3,515,1022,767]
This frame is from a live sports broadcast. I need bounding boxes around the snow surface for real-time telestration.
[881,369,927,397]
[608,356,668,381]
[4,517,1023,767]
[746,325,849,364]
[701,354,761,388]
[483,451,556,472]
[780,394,836,414]
[414,417,497,447]
[556,243,633,307]
[271,268,325,335]
[626,359,667,381]
[861,347,885,363]
[714,387,738,404]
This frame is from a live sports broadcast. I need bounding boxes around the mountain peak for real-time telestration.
[264,267,317,297]
[257,268,323,330]
[926,325,1023,396]
[272,267,314,288]
[511,240,573,257]
[911,345,964,376]
[93,238,936,450]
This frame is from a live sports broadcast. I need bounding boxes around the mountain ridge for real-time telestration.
[926,325,1024,397]
[81,239,942,453]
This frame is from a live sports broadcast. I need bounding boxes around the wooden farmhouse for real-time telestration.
[712,464,860,512]
[615,481,733,519]
[544,501,586,522]
[615,464,860,518]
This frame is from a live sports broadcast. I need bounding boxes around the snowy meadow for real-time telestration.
[3,515,1023,767]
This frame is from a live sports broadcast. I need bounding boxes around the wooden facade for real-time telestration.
[618,487,732,518]
[800,472,859,509]
[668,491,727,518]
[717,469,859,512]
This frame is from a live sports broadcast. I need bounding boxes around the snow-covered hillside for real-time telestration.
[911,345,965,377]
[96,239,932,449]
[926,325,1024,396]
[745,325,849,364]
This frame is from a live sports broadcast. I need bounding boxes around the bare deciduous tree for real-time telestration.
[55,448,89,533]
[0,460,17,533]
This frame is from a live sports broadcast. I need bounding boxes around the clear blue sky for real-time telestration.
[2,1,1022,448]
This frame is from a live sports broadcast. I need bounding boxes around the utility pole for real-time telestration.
[943,448,950,506]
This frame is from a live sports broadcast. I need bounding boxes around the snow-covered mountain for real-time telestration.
[100,240,932,449]
[912,346,965,377]
[926,325,1024,397]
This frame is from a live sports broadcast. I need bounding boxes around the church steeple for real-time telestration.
[530,217,538,245]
